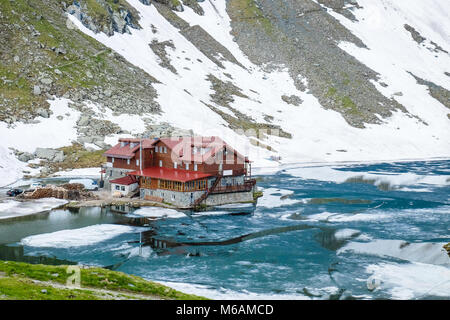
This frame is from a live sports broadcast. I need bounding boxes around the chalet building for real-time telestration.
[102,136,256,208]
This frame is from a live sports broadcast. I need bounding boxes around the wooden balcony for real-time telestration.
[209,179,256,194]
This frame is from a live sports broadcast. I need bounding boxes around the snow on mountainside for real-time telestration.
[0,0,449,186]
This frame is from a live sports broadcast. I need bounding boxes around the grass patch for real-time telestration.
[43,143,105,174]
[0,261,207,300]
[253,190,263,200]
[229,0,274,35]
[325,87,361,116]
[0,277,100,300]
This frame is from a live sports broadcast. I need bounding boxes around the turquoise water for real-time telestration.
[1,160,449,299]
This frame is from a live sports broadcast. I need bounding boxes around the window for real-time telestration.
[155,146,158,152]
[164,147,167,153]
[159,160,163,167]
[115,185,120,190]
[185,163,189,170]
[194,163,198,171]
[174,162,178,169]
[121,186,125,191]
[171,194,175,201]
[127,159,130,165]
[136,159,139,166]
[111,157,114,163]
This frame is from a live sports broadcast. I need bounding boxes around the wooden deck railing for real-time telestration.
[209,179,256,194]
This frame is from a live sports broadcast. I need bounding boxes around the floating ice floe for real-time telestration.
[191,211,230,217]
[338,239,450,266]
[130,207,186,219]
[21,224,137,248]
[334,228,361,240]
[0,198,68,220]
[366,262,450,300]
[306,211,390,223]
[257,188,299,208]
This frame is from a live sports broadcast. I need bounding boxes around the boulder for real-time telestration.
[77,115,90,126]
[18,152,35,162]
[35,148,65,162]
[36,108,49,118]
[33,85,41,96]
[40,77,53,85]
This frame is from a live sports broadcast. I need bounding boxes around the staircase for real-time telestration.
[192,175,222,208]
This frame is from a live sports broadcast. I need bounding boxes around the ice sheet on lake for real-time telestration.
[366,262,450,300]
[257,188,299,208]
[21,224,137,248]
[285,166,449,189]
[306,211,390,223]
[334,229,361,240]
[130,207,186,219]
[339,239,450,266]
[0,198,68,220]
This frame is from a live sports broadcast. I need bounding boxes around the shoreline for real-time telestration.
[2,157,450,189]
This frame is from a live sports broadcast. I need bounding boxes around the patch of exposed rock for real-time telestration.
[227,0,411,128]
[282,95,303,106]
[409,72,450,110]
[149,40,178,74]
[66,0,141,36]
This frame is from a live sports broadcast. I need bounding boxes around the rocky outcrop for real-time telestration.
[281,95,303,106]
[154,0,184,12]
[180,25,245,69]
[35,148,65,162]
[66,0,141,36]
[409,73,450,110]
[149,40,178,74]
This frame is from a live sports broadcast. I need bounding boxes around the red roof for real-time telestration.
[156,136,246,163]
[109,176,137,186]
[103,139,154,159]
[128,167,212,182]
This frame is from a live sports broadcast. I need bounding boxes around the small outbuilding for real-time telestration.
[110,176,138,197]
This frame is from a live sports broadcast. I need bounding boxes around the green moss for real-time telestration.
[253,190,263,200]
[229,0,274,35]
[326,87,337,97]
[325,87,361,116]
[0,261,207,300]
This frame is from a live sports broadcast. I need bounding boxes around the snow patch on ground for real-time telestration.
[51,167,101,178]
[20,224,136,248]
[0,98,79,187]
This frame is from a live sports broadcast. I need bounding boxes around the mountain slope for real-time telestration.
[1,0,449,186]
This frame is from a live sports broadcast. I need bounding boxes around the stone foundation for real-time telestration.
[140,187,254,208]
